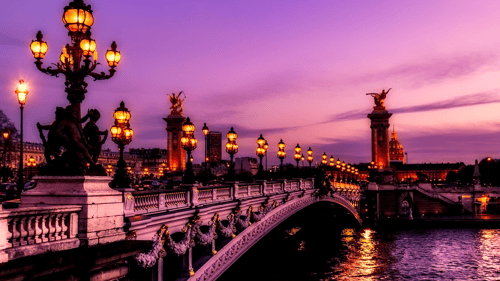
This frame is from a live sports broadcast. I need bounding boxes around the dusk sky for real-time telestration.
[2,0,500,166]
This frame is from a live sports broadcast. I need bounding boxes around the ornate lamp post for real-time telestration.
[202,123,209,185]
[30,0,121,120]
[26,156,37,180]
[181,117,197,183]
[321,152,328,167]
[277,139,286,172]
[15,80,28,196]
[106,164,113,176]
[225,127,238,179]
[341,161,346,182]
[256,134,267,173]
[264,140,269,171]
[109,101,133,188]
[2,129,10,183]
[307,147,313,168]
[294,144,302,169]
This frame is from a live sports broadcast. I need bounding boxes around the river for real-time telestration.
[218,203,500,280]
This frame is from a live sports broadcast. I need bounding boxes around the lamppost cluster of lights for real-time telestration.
[202,123,209,185]
[30,0,121,120]
[15,80,28,195]
[256,134,267,173]
[307,148,313,168]
[109,102,133,188]
[294,144,302,169]
[26,156,36,180]
[2,130,10,183]
[181,118,197,183]
[277,139,286,171]
[159,163,167,178]
[225,128,238,178]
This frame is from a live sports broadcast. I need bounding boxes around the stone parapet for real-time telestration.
[21,176,125,247]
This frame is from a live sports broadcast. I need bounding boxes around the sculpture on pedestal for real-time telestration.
[169,91,185,116]
[366,88,391,110]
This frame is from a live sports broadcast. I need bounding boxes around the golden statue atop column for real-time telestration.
[367,89,393,170]
[164,91,187,171]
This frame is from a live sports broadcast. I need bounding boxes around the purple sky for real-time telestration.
[2,0,500,166]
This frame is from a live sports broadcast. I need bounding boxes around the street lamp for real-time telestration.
[321,152,328,167]
[277,139,286,172]
[225,127,238,179]
[30,0,121,173]
[307,147,313,168]
[109,101,133,188]
[264,140,269,171]
[181,117,197,183]
[294,144,302,169]
[15,80,29,196]
[106,164,113,176]
[26,156,36,180]
[2,129,10,183]
[202,123,209,185]
[256,134,267,173]
[301,154,305,168]
[30,0,121,120]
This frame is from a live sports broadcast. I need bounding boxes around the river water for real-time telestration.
[218,203,500,281]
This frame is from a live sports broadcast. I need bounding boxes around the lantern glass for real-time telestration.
[295,144,301,154]
[2,132,9,140]
[15,80,28,106]
[30,40,48,59]
[257,134,265,147]
[106,50,121,67]
[63,7,94,32]
[278,140,285,150]
[322,153,327,160]
[80,38,96,56]
[307,148,313,156]
[227,127,237,142]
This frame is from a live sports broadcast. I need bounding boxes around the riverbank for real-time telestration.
[375,215,500,229]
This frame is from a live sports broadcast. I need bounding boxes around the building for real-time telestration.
[389,127,405,164]
[1,139,46,181]
[207,131,222,163]
[391,162,465,183]
[235,157,259,175]
[128,148,168,177]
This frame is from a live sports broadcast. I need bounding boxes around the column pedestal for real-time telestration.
[21,176,125,247]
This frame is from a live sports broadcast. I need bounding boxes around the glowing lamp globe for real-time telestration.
[15,80,29,106]
[62,0,94,33]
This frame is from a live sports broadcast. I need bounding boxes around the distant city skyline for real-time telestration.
[2,1,500,166]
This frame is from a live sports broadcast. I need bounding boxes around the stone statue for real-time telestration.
[168,91,185,116]
[37,107,65,162]
[366,88,391,109]
[56,105,95,167]
[38,105,107,175]
[83,109,108,163]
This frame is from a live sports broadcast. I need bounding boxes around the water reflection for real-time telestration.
[329,228,500,280]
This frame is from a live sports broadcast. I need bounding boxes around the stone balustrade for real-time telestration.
[123,179,320,217]
[0,205,81,263]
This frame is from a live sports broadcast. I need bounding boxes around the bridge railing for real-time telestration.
[123,179,316,217]
[0,205,81,262]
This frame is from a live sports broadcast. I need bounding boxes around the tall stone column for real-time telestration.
[164,115,186,172]
[367,110,392,170]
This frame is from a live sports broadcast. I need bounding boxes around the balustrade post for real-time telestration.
[0,210,7,263]
[27,216,36,244]
[281,179,287,192]
[212,188,217,201]
[257,180,267,195]
[233,182,239,199]
[191,185,199,207]
[159,194,167,212]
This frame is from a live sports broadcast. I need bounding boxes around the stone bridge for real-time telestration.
[123,179,362,280]
[0,177,361,281]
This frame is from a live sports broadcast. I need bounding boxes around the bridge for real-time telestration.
[0,177,361,281]
[125,178,361,280]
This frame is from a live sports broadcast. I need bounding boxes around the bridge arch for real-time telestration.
[190,193,361,281]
